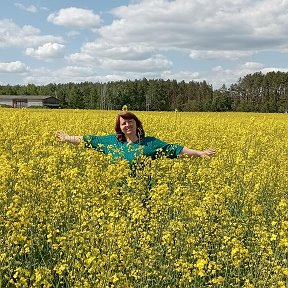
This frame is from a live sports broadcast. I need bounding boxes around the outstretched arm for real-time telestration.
[179,147,216,158]
[55,131,82,145]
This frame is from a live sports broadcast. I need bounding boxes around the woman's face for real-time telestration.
[119,117,137,137]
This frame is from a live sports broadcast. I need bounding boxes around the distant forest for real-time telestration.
[1,71,288,113]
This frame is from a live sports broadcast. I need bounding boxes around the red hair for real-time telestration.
[115,111,145,142]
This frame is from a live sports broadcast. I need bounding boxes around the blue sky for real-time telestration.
[1,0,288,89]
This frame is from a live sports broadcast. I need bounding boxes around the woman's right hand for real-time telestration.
[55,131,82,145]
[55,131,69,143]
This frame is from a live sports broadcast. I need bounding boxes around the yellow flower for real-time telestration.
[1,108,287,286]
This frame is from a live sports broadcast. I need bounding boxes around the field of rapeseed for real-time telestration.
[0,108,287,287]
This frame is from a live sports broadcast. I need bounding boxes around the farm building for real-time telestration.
[0,95,61,108]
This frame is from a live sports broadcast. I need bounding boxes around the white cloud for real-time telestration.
[79,41,155,60]
[242,62,264,70]
[0,19,63,48]
[68,40,171,73]
[22,66,94,85]
[47,7,102,29]
[67,40,156,67]
[0,61,28,73]
[99,0,288,55]
[67,40,168,73]
[14,3,37,13]
[210,62,288,89]
[210,66,241,88]
[190,50,254,60]
[66,31,81,38]
[22,65,127,85]
[60,66,95,77]
[240,62,288,77]
[100,54,172,72]
[262,67,288,74]
[25,43,65,59]
[2,0,288,88]
[161,70,201,82]
[67,53,97,65]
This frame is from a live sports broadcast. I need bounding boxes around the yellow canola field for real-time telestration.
[0,108,288,287]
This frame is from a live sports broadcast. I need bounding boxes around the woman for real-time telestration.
[55,111,216,163]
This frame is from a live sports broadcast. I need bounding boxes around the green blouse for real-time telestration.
[82,134,183,163]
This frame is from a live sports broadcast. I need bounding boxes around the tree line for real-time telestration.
[1,71,287,112]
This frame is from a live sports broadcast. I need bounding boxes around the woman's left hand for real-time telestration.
[200,149,216,157]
